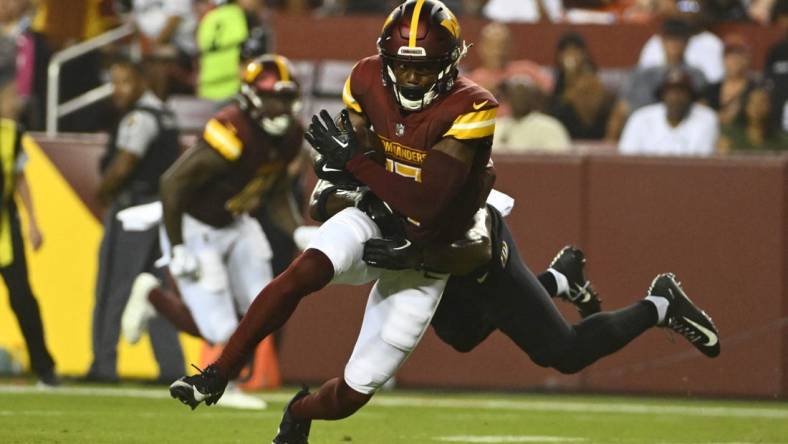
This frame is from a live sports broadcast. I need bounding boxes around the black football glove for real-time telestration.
[312,153,361,188]
[305,109,361,169]
[363,238,424,271]
[356,191,406,240]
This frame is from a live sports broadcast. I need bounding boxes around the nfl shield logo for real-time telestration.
[395,123,405,137]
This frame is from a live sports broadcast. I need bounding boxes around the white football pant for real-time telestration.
[307,207,449,395]
[160,214,274,344]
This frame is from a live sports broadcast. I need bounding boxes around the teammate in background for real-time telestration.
[313,177,720,367]
[120,55,305,367]
[88,57,184,383]
[0,37,58,386]
[170,2,500,441]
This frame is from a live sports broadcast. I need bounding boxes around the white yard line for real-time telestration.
[0,408,278,418]
[0,385,786,419]
[372,397,788,419]
[434,436,586,443]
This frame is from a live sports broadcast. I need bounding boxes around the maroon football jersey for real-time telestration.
[186,103,303,227]
[343,55,498,243]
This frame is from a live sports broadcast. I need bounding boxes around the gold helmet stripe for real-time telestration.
[382,9,396,32]
[440,9,460,38]
[273,55,291,82]
[243,62,263,83]
[408,0,427,48]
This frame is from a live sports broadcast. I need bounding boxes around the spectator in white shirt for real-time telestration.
[619,67,719,156]
[482,0,563,23]
[133,0,197,57]
[133,0,197,96]
[637,0,724,83]
[493,77,571,153]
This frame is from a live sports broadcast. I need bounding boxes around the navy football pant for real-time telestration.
[431,208,658,374]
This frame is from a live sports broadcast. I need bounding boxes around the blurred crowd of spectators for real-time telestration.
[1,0,787,155]
[469,0,788,154]
[247,0,788,24]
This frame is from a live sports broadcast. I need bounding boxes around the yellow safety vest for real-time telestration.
[0,119,20,267]
[197,4,249,100]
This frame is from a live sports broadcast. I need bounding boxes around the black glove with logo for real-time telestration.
[363,237,424,271]
[305,109,361,169]
[312,154,362,188]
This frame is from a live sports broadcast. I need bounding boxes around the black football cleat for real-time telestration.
[272,386,312,444]
[37,369,61,389]
[169,364,228,410]
[549,246,602,318]
[649,273,720,358]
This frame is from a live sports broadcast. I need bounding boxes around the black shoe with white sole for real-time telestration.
[549,246,602,318]
[649,273,720,358]
[272,386,312,444]
[169,364,228,410]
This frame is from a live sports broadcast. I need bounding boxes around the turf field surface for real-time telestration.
[0,384,786,443]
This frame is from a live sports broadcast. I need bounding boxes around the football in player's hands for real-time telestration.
[304,109,360,169]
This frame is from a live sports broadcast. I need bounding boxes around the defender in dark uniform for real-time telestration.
[363,204,720,369]
[309,179,721,378]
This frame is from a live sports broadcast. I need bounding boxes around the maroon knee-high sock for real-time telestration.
[290,377,372,420]
[148,287,202,338]
[213,249,334,379]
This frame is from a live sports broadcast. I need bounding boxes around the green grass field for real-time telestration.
[0,384,786,443]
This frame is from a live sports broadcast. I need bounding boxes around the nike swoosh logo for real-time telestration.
[321,164,343,173]
[574,282,592,303]
[472,100,488,110]
[392,240,412,251]
[331,136,349,148]
[192,385,207,402]
[476,271,489,284]
[682,316,718,347]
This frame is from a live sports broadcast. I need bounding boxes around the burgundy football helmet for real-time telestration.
[239,54,302,135]
[377,0,468,111]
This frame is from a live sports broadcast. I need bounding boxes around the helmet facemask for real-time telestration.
[239,80,301,136]
[380,42,467,112]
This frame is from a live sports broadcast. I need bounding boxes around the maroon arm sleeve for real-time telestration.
[345,149,470,228]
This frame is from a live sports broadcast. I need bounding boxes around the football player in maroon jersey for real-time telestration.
[120,55,305,364]
[169,1,503,441]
